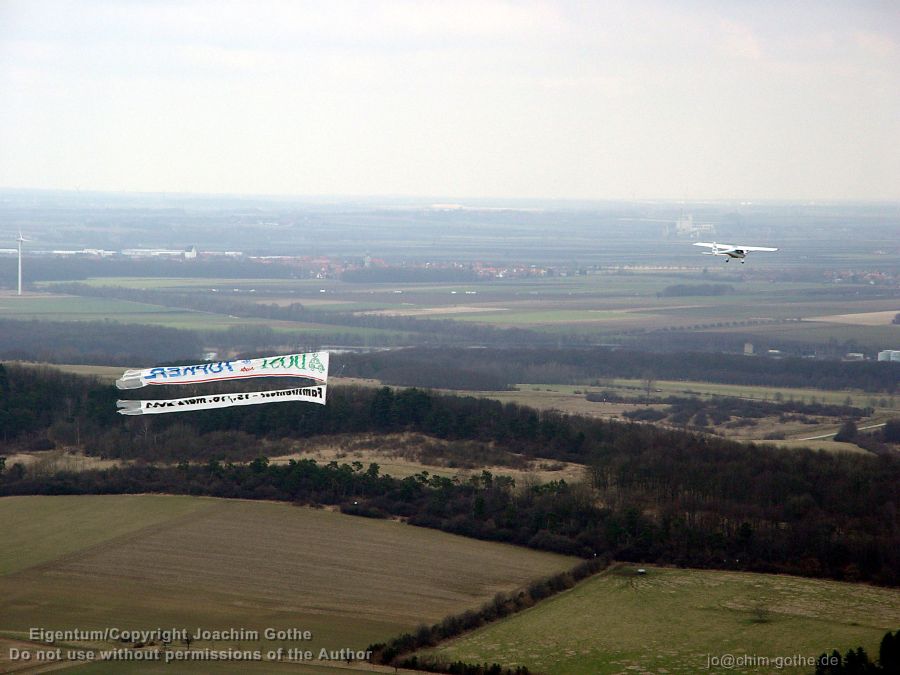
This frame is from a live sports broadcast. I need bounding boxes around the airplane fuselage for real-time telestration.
[695,242,777,263]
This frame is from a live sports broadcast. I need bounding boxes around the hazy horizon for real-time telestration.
[4,185,900,208]
[2,1,899,201]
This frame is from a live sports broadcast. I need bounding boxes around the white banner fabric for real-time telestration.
[117,385,327,415]
[116,352,329,390]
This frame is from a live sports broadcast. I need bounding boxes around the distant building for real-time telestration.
[877,350,900,362]
[46,248,116,257]
[121,248,188,258]
[666,214,716,239]
[202,250,244,257]
[845,352,865,361]
[744,342,754,356]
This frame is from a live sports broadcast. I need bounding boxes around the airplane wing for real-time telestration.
[694,242,735,252]
[736,246,778,252]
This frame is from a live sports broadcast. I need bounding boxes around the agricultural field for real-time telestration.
[18,362,125,382]
[32,271,900,339]
[708,320,900,352]
[0,293,257,330]
[421,565,900,675]
[0,495,575,673]
[0,291,403,339]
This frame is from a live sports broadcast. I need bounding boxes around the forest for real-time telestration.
[0,319,201,365]
[1,364,898,586]
[342,347,900,393]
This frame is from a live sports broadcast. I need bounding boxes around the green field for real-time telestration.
[21,270,900,352]
[422,565,900,675]
[589,379,898,408]
[0,495,211,575]
[0,495,575,672]
[0,293,403,338]
[0,295,254,329]
[497,379,896,412]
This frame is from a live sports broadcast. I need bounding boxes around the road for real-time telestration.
[796,422,886,442]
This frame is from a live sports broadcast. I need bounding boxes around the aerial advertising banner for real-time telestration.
[117,385,327,416]
[116,351,329,390]
[115,351,330,415]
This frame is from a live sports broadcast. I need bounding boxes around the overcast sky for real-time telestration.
[1,0,898,201]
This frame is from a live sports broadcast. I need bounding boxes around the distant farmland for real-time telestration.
[422,565,900,675]
[0,495,575,672]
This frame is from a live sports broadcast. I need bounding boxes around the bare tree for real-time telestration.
[643,372,656,404]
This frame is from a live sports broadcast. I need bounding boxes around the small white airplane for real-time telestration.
[693,241,778,263]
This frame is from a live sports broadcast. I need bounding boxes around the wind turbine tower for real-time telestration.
[16,231,27,296]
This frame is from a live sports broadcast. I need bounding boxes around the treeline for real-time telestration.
[2,365,899,585]
[834,420,900,456]
[368,557,607,668]
[0,319,201,366]
[0,257,298,285]
[341,267,481,283]
[0,317,407,363]
[622,395,871,430]
[658,283,734,297]
[815,629,900,674]
[341,347,900,393]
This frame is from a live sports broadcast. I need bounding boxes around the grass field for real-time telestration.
[0,495,575,673]
[0,292,406,339]
[17,270,900,356]
[33,272,899,331]
[422,565,900,675]
[0,495,210,575]
[708,320,900,351]
[17,362,126,382]
[269,432,587,484]
[587,379,898,408]
[0,294,258,330]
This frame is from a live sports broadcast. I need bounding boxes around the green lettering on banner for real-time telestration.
[308,353,325,373]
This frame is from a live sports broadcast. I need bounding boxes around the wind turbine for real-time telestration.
[16,230,30,296]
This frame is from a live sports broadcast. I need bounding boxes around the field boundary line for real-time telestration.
[369,557,615,669]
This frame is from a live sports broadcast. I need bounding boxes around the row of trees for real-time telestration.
[0,319,201,366]
[815,629,900,674]
[658,283,734,297]
[342,347,900,393]
[368,557,607,667]
[620,394,877,434]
